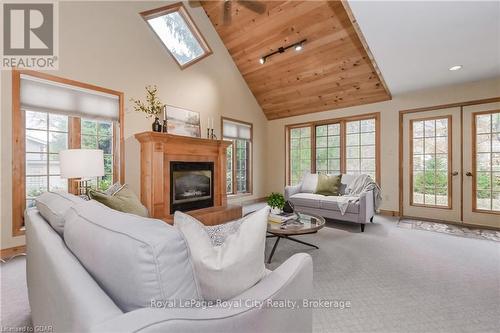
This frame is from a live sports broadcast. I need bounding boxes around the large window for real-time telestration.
[81,119,114,190]
[287,113,380,185]
[25,111,69,208]
[12,70,124,236]
[474,111,500,212]
[410,117,451,208]
[222,118,252,195]
[141,3,212,69]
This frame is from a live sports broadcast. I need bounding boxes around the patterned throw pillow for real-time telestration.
[204,219,243,246]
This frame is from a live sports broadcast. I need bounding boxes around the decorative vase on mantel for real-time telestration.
[152,117,162,132]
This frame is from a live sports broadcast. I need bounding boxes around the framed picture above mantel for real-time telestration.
[165,105,201,138]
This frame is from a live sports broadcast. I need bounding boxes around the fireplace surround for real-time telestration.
[135,132,242,225]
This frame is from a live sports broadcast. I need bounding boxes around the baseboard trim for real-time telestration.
[378,210,400,217]
[1,245,26,260]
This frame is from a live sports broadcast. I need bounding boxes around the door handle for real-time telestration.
[466,172,473,177]
[451,171,459,176]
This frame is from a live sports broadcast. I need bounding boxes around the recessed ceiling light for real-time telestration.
[449,65,463,71]
[259,57,266,65]
[294,43,303,51]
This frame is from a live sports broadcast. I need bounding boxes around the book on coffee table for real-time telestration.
[268,212,297,224]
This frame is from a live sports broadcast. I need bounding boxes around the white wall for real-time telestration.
[266,77,500,212]
[0,1,268,250]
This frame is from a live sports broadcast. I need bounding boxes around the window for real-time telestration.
[346,119,376,179]
[286,113,380,185]
[315,124,340,175]
[12,70,124,237]
[474,111,500,212]
[290,127,311,185]
[222,118,252,195]
[25,111,69,208]
[141,3,212,69]
[410,117,451,208]
[81,119,114,191]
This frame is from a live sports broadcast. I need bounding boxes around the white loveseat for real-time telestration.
[285,173,375,232]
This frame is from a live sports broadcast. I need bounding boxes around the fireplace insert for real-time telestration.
[170,161,214,214]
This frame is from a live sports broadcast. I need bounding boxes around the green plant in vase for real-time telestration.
[130,85,165,132]
[267,192,285,214]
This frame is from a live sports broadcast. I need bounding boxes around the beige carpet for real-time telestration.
[1,215,499,332]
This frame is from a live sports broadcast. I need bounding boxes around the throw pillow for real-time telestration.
[315,173,341,196]
[174,207,270,301]
[301,173,318,193]
[89,185,149,217]
[204,219,243,247]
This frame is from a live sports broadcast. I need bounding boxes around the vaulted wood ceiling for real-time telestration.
[200,0,391,120]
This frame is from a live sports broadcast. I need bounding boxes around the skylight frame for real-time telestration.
[140,2,212,70]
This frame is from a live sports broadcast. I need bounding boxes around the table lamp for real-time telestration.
[60,149,104,196]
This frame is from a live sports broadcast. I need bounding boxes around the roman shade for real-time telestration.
[20,75,119,121]
[222,119,251,140]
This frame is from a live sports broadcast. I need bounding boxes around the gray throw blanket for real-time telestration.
[337,174,382,215]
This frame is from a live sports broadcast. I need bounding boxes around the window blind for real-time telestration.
[222,119,251,140]
[20,75,119,121]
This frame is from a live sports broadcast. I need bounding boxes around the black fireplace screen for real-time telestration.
[170,161,214,214]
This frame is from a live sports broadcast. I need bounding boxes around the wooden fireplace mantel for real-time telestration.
[135,132,241,224]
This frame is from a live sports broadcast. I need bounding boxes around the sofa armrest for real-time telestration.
[91,253,313,333]
[285,184,302,201]
[358,190,375,223]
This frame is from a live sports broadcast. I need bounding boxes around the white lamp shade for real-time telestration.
[60,149,105,179]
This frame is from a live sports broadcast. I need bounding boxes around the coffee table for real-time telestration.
[266,212,325,263]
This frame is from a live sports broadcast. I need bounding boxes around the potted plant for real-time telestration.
[131,85,165,132]
[267,192,285,214]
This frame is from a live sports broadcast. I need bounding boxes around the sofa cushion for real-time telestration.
[320,196,360,214]
[301,173,318,193]
[35,191,85,235]
[289,193,322,208]
[63,200,200,312]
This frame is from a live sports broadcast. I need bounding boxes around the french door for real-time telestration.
[402,102,500,228]
[463,103,500,227]
[402,108,462,222]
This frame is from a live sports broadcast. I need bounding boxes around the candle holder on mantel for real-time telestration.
[210,128,217,140]
[207,128,211,139]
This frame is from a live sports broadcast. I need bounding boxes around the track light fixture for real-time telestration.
[259,39,306,65]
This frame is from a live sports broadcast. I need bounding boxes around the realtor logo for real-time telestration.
[1,2,58,69]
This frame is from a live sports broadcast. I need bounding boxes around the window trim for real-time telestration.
[221,116,253,197]
[12,69,125,237]
[409,115,453,210]
[140,2,213,70]
[471,109,500,215]
[285,112,380,185]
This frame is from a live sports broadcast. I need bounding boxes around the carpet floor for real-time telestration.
[1,215,499,332]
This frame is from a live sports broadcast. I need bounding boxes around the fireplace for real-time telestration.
[170,161,214,214]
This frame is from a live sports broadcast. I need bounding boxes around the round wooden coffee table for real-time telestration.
[266,212,325,263]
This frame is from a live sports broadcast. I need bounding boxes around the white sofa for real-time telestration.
[26,194,313,333]
[285,173,375,232]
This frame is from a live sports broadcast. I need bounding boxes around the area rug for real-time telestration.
[398,219,500,242]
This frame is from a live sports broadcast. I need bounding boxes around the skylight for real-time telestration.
[141,3,212,69]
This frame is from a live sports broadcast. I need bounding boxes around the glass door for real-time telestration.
[402,108,461,222]
[463,103,500,228]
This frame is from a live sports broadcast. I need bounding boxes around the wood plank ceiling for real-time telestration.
[200,0,392,120]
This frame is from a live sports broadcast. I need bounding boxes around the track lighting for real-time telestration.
[258,39,306,65]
